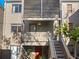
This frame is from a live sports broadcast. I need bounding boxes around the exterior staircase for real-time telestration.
[48,33,66,59]
[49,33,68,59]
[53,38,65,59]
[48,33,75,59]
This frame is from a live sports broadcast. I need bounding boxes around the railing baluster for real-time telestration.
[61,35,75,59]
[48,32,57,59]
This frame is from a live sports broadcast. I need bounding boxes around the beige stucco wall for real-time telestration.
[61,2,79,23]
[4,2,23,38]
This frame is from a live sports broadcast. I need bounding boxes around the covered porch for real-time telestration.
[21,46,49,59]
[22,19,57,45]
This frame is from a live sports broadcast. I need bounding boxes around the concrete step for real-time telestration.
[54,42,60,45]
[58,58,65,59]
[55,49,62,51]
[55,45,61,48]
[56,51,63,54]
[57,54,65,57]
[57,56,65,59]
[53,39,65,59]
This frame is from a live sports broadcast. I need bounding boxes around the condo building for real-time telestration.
[1,0,79,59]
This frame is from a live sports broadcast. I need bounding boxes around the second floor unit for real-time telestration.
[23,0,60,18]
[4,0,23,37]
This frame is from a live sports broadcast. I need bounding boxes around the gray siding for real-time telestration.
[24,0,60,18]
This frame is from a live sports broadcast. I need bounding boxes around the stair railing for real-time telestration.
[61,35,75,59]
[48,32,57,59]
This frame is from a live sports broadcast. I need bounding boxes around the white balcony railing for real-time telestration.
[48,33,57,59]
[22,32,48,46]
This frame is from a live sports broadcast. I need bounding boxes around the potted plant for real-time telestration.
[56,22,79,58]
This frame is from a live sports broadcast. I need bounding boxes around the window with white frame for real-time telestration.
[12,4,22,13]
[10,45,20,59]
[67,4,72,13]
[11,24,21,33]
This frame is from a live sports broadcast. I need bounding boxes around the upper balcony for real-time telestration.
[23,0,60,19]
[21,21,53,46]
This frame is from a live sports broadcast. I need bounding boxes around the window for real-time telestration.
[29,24,37,32]
[67,4,72,13]
[11,24,21,33]
[12,4,22,13]
[69,23,73,30]
[10,45,20,59]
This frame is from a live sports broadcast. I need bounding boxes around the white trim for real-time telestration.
[23,18,61,21]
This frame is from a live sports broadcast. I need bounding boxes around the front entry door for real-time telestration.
[35,46,42,59]
[35,46,48,59]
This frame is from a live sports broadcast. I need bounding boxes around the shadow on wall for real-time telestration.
[69,9,79,27]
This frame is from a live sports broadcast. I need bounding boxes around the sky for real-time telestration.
[0,0,4,8]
